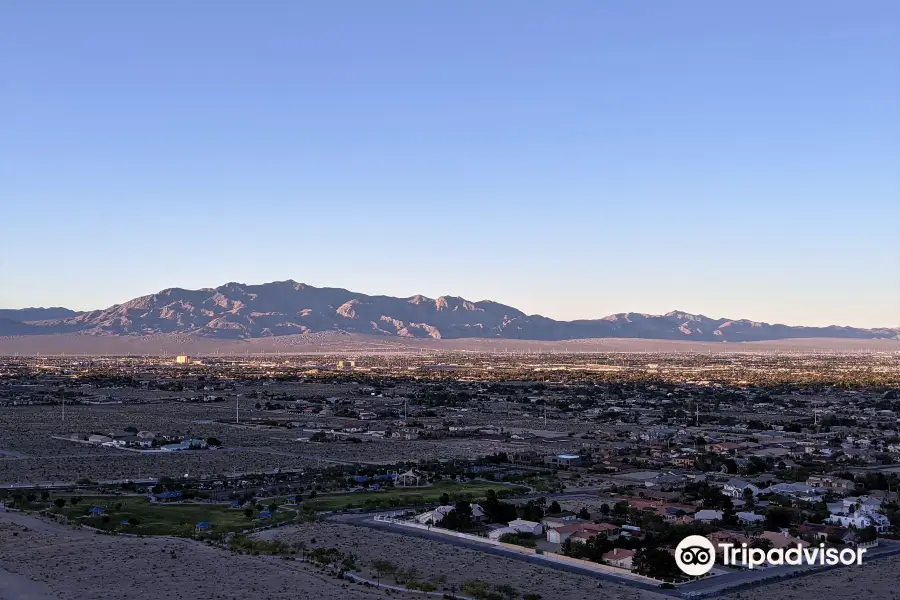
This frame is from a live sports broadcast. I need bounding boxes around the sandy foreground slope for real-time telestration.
[0,511,402,600]
[720,554,900,600]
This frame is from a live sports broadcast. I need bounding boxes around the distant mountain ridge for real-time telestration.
[1,280,897,342]
[0,307,81,322]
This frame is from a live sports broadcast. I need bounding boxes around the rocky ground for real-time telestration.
[721,555,900,600]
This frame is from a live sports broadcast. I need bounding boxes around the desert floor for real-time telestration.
[721,552,900,600]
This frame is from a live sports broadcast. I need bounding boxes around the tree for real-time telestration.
[482,493,518,524]
[632,547,680,580]
[372,559,396,584]
[765,506,794,530]
[600,503,610,515]
[54,498,66,509]
[124,426,138,434]
[461,580,491,600]
[548,501,562,514]
[577,507,591,520]
[613,501,629,516]
[700,486,729,510]
[722,502,738,527]
[495,583,519,600]
[751,537,773,551]
[243,508,254,519]
[442,501,474,531]
[743,488,755,508]
[859,525,878,542]
[523,595,542,600]
[439,493,451,505]
[206,437,222,447]
[519,501,544,522]
[70,497,81,506]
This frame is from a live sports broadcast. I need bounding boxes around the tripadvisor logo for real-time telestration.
[675,536,717,576]
[675,535,869,577]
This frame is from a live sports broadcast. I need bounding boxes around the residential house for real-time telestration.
[415,503,485,525]
[807,476,857,492]
[693,509,723,522]
[722,478,760,499]
[710,442,742,455]
[547,522,618,544]
[601,548,635,570]
[756,530,810,549]
[737,511,765,525]
[827,511,890,533]
[507,519,543,536]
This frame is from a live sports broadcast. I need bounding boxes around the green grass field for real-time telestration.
[303,480,527,512]
[9,479,526,537]
[50,496,299,537]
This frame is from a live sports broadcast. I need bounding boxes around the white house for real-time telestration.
[415,503,484,525]
[723,478,760,499]
[507,519,543,536]
[827,511,890,533]
[416,506,454,524]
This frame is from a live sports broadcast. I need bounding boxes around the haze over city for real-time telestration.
[2,1,899,328]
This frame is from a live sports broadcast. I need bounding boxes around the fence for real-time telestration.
[374,515,496,544]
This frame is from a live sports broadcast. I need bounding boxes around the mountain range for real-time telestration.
[1,280,897,342]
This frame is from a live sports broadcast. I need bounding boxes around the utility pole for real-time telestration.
[236,395,240,424]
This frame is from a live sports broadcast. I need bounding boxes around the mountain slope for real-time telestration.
[0,280,896,342]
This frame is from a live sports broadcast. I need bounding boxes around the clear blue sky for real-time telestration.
[2,1,898,328]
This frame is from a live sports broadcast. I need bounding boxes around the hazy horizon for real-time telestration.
[2,2,898,329]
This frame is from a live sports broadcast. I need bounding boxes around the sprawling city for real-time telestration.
[1,349,899,599]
